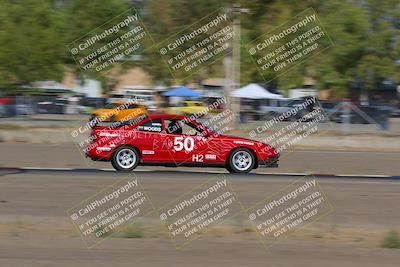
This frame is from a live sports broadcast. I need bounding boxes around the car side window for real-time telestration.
[165,119,203,136]
[165,119,183,135]
[135,118,162,133]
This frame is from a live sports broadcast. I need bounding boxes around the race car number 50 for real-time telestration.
[173,137,194,152]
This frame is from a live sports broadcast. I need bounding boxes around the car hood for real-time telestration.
[216,134,278,156]
[217,134,263,145]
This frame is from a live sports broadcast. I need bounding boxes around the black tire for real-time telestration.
[111,146,140,171]
[226,148,255,173]
[226,164,234,173]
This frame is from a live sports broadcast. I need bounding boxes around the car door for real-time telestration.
[130,118,163,162]
[162,119,209,165]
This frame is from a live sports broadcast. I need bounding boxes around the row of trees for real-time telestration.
[0,0,399,96]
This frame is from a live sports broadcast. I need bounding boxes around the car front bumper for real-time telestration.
[259,156,279,168]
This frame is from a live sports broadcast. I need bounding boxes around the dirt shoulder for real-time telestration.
[0,173,399,267]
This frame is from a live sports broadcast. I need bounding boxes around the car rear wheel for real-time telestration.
[111,146,139,171]
[227,148,255,173]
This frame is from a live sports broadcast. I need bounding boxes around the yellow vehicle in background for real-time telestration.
[90,101,148,123]
[165,100,208,116]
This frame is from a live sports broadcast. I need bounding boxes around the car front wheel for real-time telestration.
[227,148,255,173]
[111,146,139,171]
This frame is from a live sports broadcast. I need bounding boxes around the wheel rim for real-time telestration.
[116,148,136,169]
[232,151,252,171]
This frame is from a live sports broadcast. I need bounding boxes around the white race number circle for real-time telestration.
[173,137,194,152]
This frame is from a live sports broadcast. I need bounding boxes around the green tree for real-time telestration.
[0,0,66,87]
[64,0,131,93]
[142,0,231,85]
[355,0,400,90]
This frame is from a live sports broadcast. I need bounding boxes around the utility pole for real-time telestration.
[224,3,249,129]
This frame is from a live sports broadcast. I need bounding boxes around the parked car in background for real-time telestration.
[319,101,337,115]
[389,103,400,117]
[0,97,33,116]
[259,99,313,121]
[109,87,158,112]
[329,103,393,124]
[37,97,68,114]
[107,94,125,104]
[78,97,106,115]
[90,101,148,124]
[259,99,291,116]
[165,101,208,116]
[0,101,8,117]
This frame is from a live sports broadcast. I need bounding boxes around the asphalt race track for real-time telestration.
[0,169,399,267]
[0,143,399,176]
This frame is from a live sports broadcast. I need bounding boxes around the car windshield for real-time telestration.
[194,119,219,135]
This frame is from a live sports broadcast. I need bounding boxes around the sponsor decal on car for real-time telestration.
[99,132,118,137]
[205,154,217,160]
[233,140,254,146]
[96,147,112,152]
[137,126,162,132]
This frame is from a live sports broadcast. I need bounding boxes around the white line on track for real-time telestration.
[20,167,74,171]
[336,174,390,178]
[11,167,398,179]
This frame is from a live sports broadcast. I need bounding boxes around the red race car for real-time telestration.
[85,114,279,173]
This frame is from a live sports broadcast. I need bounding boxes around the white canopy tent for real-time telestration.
[230,83,284,99]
